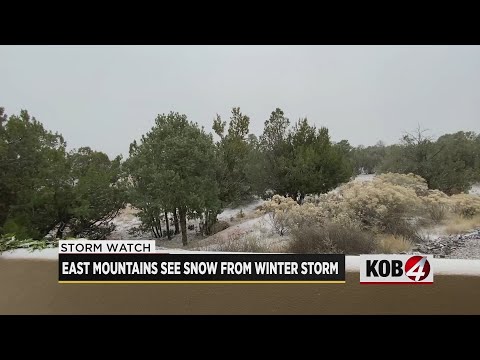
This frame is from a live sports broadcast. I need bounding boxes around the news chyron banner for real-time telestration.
[58,240,345,284]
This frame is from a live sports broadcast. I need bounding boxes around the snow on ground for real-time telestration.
[351,175,480,197]
[0,247,59,260]
[3,247,480,276]
[105,197,268,250]
[445,232,480,259]
[353,174,375,182]
[470,183,480,196]
[108,198,265,242]
[327,174,375,195]
[188,213,290,252]
[5,174,480,262]
[418,224,449,241]
[107,205,146,240]
[217,198,264,222]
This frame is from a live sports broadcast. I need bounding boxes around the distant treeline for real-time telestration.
[352,128,480,195]
[1,106,479,244]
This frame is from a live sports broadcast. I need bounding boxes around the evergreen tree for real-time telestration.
[212,107,251,205]
[259,108,292,195]
[127,112,219,246]
[287,118,353,202]
[0,109,68,238]
[66,147,125,239]
[379,128,480,194]
[0,107,125,239]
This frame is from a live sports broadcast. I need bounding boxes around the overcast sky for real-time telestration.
[1,45,479,158]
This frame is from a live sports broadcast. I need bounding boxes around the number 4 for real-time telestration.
[406,257,427,281]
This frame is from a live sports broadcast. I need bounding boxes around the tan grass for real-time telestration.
[444,214,480,235]
[376,235,413,254]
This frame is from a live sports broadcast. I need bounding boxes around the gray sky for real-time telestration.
[1,45,479,159]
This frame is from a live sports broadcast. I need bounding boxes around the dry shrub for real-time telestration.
[444,214,480,235]
[337,178,423,240]
[376,172,429,196]
[261,174,480,250]
[261,195,332,235]
[421,190,450,223]
[261,179,424,242]
[236,209,245,219]
[288,222,377,255]
[217,233,267,253]
[376,235,413,254]
[210,220,229,235]
[426,204,448,223]
[450,194,480,218]
[260,195,299,236]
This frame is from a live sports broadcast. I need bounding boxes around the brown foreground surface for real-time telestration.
[1,259,480,314]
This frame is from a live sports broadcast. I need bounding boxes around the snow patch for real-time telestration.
[469,183,480,196]
[353,174,375,182]
[0,247,59,260]
[217,199,264,222]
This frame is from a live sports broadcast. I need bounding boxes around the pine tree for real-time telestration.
[126,112,220,246]
[0,108,125,239]
[213,107,252,205]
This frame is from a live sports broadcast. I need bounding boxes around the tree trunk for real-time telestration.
[164,211,171,239]
[151,217,157,238]
[179,207,188,246]
[173,208,180,234]
[56,222,66,239]
[203,211,208,236]
[203,210,217,235]
[298,192,305,205]
[157,217,162,237]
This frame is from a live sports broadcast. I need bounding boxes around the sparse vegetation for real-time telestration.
[0,234,58,253]
[444,214,480,235]
[260,172,480,254]
[376,235,413,254]
[216,233,268,253]
[450,194,480,218]
[288,222,377,255]
[209,221,230,235]
[421,190,450,224]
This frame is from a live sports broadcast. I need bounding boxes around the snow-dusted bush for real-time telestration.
[336,179,423,239]
[0,234,58,253]
[260,195,330,235]
[261,173,480,247]
[261,180,424,240]
[260,195,299,236]
[376,173,429,196]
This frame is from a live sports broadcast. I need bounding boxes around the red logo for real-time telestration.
[404,256,431,282]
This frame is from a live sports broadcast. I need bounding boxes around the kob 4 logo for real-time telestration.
[360,255,433,284]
